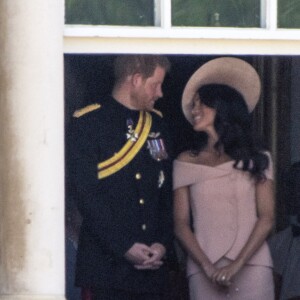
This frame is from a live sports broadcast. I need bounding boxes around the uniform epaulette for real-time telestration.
[73,103,101,118]
[152,109,163,118]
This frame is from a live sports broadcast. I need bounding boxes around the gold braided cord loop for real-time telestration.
[98,111,152,179]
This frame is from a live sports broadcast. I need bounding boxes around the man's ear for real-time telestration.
[131,73,143,87]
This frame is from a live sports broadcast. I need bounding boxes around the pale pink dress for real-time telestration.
[173,155,274,300]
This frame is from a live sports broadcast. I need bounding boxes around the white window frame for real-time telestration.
[64,0,300,55]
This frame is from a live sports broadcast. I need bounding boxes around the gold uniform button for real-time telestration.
[141,224,147,231]
[135,173,142,180]
[139,199,145,205]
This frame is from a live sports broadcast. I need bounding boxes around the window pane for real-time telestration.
[65,0,154,26]
[278,0,300,28]
[172,0,260,27]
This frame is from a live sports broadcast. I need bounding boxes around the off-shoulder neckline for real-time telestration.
[174,159,234,169]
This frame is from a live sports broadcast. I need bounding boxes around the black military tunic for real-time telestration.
[67,96,173,293]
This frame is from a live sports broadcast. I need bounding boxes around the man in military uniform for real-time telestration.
[67,55,173,300]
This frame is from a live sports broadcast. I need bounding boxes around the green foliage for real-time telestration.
[172,0,260,27]
[65,0,300,29]
[65,0,154,26]
[278,0,300,28]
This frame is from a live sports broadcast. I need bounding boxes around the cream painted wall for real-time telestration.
[64,36,300,55]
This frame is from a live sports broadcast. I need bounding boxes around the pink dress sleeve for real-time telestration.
[173,159,197,190]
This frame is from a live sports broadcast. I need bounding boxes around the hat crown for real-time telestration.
[182,57,261,124]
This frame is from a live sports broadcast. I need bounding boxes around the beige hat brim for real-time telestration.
[182,57,261,124]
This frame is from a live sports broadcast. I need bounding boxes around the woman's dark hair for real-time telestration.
[191,84,269,181]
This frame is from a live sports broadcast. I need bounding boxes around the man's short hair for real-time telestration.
[114,54,170,83]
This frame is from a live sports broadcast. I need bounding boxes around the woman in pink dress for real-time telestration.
[173,57,275,300]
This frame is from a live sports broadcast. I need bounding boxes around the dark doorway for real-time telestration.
[64,54,299,300]
[64,54,293,225]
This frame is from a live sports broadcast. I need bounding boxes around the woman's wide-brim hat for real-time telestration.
[182,57,261,124]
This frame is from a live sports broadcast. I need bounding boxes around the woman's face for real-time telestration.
[191,93,216,133]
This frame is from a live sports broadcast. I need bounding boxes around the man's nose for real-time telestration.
[157,87,163,98]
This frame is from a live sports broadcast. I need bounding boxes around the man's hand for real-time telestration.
[124,243,154,265]
[134,243,166,270]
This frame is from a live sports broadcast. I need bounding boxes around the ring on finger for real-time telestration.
[221,275,226,281]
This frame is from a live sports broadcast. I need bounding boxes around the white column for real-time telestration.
[0,0,65,299]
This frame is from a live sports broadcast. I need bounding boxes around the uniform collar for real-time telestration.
[107,96,140,117]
